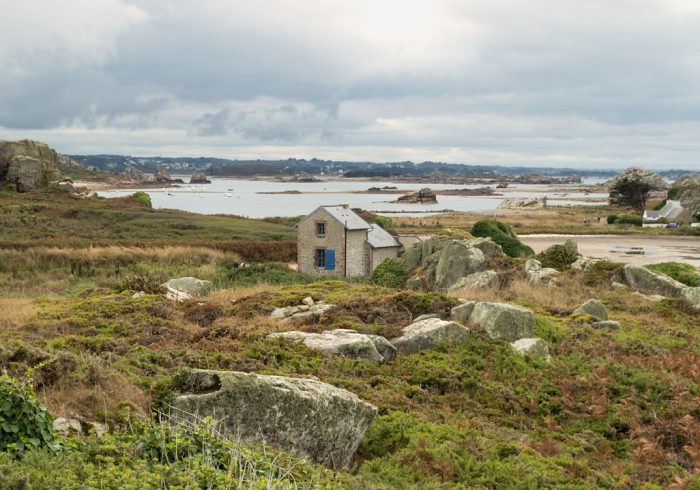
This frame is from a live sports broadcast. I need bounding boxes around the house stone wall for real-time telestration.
[297,208,347,277]
[345,230,370,277]
[370,247,400,272]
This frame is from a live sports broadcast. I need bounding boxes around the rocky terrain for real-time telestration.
[1,182,700,488]
[0,139,62,192]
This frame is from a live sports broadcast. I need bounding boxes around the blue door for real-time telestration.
[325,249,336,270]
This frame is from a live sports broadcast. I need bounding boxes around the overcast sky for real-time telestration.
[1,0,699,169]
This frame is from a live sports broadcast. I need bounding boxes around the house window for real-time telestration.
[315,248,326,268]
[315,248,335,270]
[316,222,326,237]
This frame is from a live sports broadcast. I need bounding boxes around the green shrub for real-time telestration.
[614,214,642,226]
[647,262,700,287]
[470,220,534,258]
[371,258,407,289]
[0,375,55,454]
[131,192,152,208]
[226,263,313,287]
[606,214,619,224]
[536,244,579,271]
[667,187,680,200]
[694,210,700,222]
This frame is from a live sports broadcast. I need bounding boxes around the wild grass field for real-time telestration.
[1,191,700,489]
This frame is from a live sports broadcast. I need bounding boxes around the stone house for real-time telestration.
[296,205,402,277]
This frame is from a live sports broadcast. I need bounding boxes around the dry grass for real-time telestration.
[0,298,38,329]
[40,372,150,421]
[208,284,278,303]
[0,246,232,270]
[452,274,592,312]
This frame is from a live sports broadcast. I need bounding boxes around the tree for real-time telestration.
[609,177,652,215]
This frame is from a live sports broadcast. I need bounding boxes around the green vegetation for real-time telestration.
[647,262,700,287]
[607,213,642,226]
[536,244,579,271]
[130,191,152,208]
[0,376,56,454]
[470,219,534,257]
[0,419,325,489]
[0,191,295,252]
[370,258,407,289]
[226,263,314,287]
[1,190,700,488]
[609,177,652,214]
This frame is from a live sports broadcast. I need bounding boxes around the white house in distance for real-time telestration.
[295,205,402,277]
[643,200,685,227]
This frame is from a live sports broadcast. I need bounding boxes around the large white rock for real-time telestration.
[172,370,377,469]
[681,287,700,310]
[390,318,472,355]
[573,299,608,321]
[511,338,550,361]
[267,329,396,363]
[447,270,499,294]
[468,302,535,341]
[163,277,213,301]
[623,264,686,298]
[524,259,559,286]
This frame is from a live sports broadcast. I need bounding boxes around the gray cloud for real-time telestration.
[1,0,699,168]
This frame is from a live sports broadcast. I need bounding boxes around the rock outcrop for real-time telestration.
[172,369,376,469]
[0,139,62,192]
[447,270,498,294]
[468,302,534,341]
[190,172,211,184]
[154,167,172,184]
[401,236,503,291]
[121,165,153,184]
[395,188,437,204]
[622,264,686,298]
[571,257,604,272]
[267,329,396,363]
[450,301,475,324]
[525,259,559,285]
[603,167,669,191]
[390,318,472,355]
[674,173,700,222]
[573,299,608,321]
[163,277,213,301]
[270,302,336,321]
[497,197,547,209]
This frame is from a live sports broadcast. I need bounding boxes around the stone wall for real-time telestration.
[345,229,370,277]
[370,247,400,272]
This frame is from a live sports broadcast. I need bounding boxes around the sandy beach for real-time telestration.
[521,234,700,267]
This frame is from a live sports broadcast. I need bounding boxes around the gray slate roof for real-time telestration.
[367,224,402,249]
[296,205,371,230]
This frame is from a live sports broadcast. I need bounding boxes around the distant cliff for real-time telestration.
[0,139,62,192]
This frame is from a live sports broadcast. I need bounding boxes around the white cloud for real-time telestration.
[0,0,699,168]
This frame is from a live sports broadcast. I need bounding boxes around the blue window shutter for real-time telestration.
[326,249,335,270]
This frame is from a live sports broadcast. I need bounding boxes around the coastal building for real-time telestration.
[296,205,402,277]
[643,200,685,227]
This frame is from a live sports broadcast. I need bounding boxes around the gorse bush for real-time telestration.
[131,191,152,208]
[470,220,534,258]
[371,258,407,289]
[607,214,619,224]
[0,376,55,454]
[614,214,643,226]
[537,244,579,271]
[647,262,700,287]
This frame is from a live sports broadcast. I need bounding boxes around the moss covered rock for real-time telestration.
[172,369,377,469]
